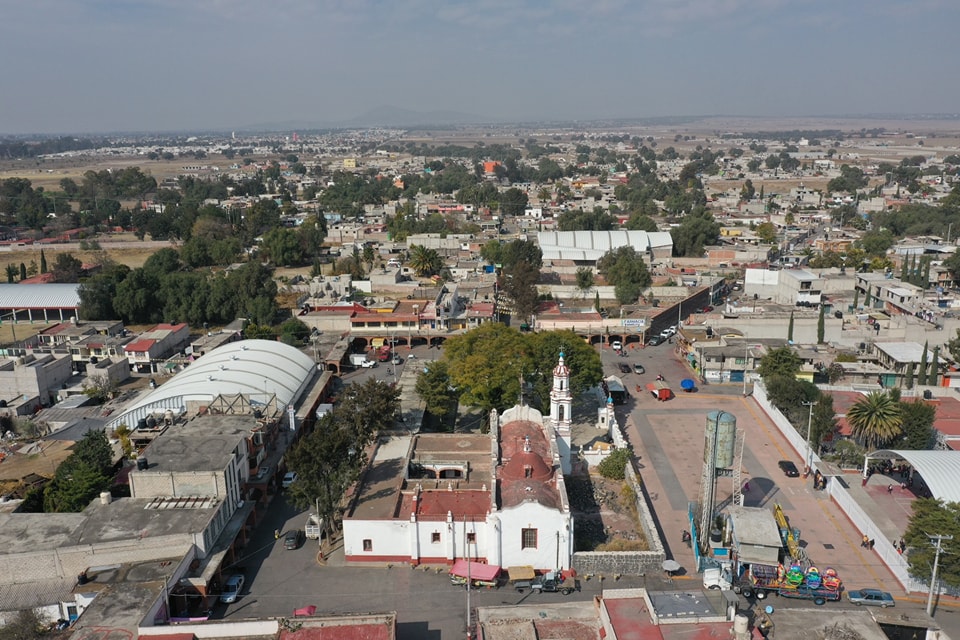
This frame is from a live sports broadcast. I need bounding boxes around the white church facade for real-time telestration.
[341,353,576,571]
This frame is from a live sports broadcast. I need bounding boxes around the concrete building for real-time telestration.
[0,352,73,410]
[123,323,191,373]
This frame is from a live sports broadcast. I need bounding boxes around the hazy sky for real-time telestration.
[1,0,957,134]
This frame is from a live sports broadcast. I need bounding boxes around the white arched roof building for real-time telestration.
[107,339,316,430]
[866,450,960,504]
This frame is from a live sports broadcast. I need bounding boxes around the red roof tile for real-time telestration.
[498,420,560,509]
[124,339,156,352]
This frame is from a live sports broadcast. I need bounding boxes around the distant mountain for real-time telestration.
[341,106,488,127]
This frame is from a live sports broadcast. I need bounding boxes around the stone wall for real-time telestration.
[572,461,665,576]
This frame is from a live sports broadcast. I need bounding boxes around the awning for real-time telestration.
[507,565,535,581]
[449,559,500,582]
[371,338,385,348]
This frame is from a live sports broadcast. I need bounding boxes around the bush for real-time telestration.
[598,448,631,480]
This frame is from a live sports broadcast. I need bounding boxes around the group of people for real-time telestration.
[860,534,876,550]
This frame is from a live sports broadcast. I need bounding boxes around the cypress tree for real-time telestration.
[40,250,47,274]
[853,287,860,310]
[918,342,929,386]
[905,362,915,390]
[788,311,795,342]
[864,285,872,307]
[817,305,825,344]
[19,263,26,281]
[921,257,931,290]
[929,346,940,386]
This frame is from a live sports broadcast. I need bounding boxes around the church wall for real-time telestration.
[497,503,571,571]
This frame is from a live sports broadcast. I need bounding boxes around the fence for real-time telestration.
[753,380,958,596]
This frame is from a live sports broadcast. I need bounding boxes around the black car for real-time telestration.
[284,529,305,550]
[778,460,800,477]
[618,363,631,374]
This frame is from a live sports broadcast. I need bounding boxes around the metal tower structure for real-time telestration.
[731,429,745,507]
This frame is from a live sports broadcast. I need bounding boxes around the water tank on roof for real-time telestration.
[136,457,149,471]
[99,491,111,505]
[137,418,148,430]
[146,416,157,429]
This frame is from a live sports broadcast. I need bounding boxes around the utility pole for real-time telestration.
[927,534,952,616]
[802,400,816,476]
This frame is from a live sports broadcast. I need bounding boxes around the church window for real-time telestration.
[522,528,538,549]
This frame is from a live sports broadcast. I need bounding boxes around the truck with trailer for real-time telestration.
[704,563,841,604]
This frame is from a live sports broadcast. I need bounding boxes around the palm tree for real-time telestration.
[408,244,442,277]
[846,391,903,450]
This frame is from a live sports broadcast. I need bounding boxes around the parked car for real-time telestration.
[393,356,402,365]
[778,460,800,477]
[634,363,645,374]
[284,529,305,550]
[282,471,298,489]
[611,340,622,351]
[648,335,664,346]
[848,589,895,607]
[618,363,631,374]
[220,574,245,603]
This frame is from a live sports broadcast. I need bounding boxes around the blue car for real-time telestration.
[848,588,895,607]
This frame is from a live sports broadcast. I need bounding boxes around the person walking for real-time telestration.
[861,534,869,548]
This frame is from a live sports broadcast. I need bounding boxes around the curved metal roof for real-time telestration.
[869,450,960,503]
[107,339,316,429]
[0,284,81,309]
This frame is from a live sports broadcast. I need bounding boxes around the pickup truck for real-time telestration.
[305,514,324,540]
[531,570,578,595]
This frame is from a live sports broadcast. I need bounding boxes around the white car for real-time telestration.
[360,360,376,368]
[282,472,298,489]
[611,341,622,351]
[220,574,244,603]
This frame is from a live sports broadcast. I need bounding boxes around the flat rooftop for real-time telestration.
[140,414,258,472]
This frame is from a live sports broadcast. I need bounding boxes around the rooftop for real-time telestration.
[138,414,255,473]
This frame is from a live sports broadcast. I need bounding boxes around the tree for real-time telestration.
[500,187,528,217]
[899,399,935,450]
[78,263,130,320]
[408,245,443,277]
[5,264,16,283]
[501,239,542,271]
[929,346,940,386]
[575,267,594,297]
[670,207,721,257]
[82,373,117,404]
[286,378,398,538]
[42,429,114,512]
[597,246,651,305]
[19,262,25,281]
[260,228,304,267]
[904,499,960,588]
[947,329,960,363]
[443,323,529,416]
[817,304,825,344]
[755,222,778,244]
[278,318,310,346]
[51,252,83,282]
[757,347,802,379]
[625,213,658,232]
[499,259,541,323]
[39,249,47,274]
[524,330,602,410]
[0,608,47,640]
[846,391,903,450]
[415,360,456,422]
[918,342,929,386]
[787,311,795,342]
[905,362,915,390]
[810,394,838,456]
[740,179,756,201]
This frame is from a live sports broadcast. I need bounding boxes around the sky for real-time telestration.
[1,0,958,135]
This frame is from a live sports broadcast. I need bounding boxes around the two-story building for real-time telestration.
[123,323,191,373]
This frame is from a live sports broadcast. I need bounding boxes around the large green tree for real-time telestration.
[415,360,456,423]
[408,245,443,277]
[846,391,903,450]
[904,499,960,588]
[443,323,529,416]
[670,206,721,257]
[596,246,651,305]
[757,347,802,379]
[285,378,398,538]
[899,399,936,450]
[41,430,114,513]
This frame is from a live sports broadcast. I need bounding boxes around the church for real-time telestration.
[340,353,575,570]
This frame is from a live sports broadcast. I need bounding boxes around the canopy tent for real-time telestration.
[449,559,501,583]
[864,450,960,504]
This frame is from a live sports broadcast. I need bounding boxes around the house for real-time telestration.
[0,352,74,411]
[123,323,190,373]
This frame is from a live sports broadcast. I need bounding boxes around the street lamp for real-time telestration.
[802,400,816,475]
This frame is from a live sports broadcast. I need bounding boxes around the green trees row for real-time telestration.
[79,248,278,326]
